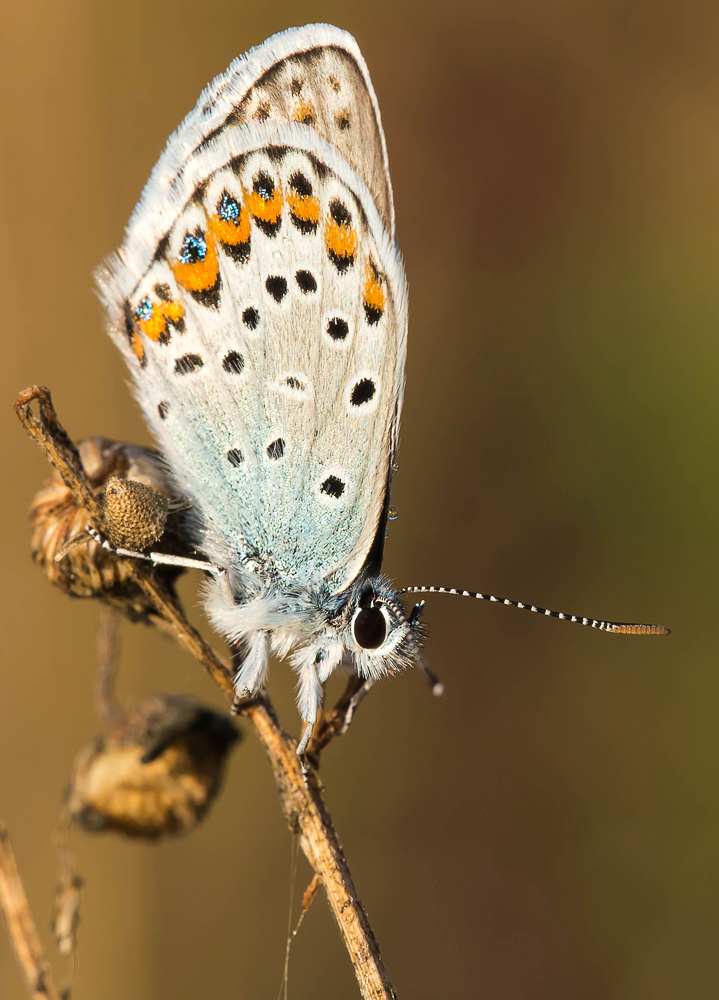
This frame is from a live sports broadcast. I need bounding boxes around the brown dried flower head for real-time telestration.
[65,695,239,839]
[30,437,183,617]
[101,476,169,551]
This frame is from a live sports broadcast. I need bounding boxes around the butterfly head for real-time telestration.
[341,575,424,678]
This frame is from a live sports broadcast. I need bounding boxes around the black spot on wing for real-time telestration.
[288,171,318,234]
[321,476,345,498]
[230,154,248,176]
[251,171,281,237]
[242,307,259,330]
[329,200,351,227]
[295,270,317,294]
[265,276,288,303]
[327,317,349,341]
[222,351,244,374]
[364,302,383,325]
[220,241,251,264]
[267,438,285,460]
[189,276,221,309]
[153,234,170,262]
[179,230,207,264]
[289,171,313,197]
[327,199,356,273]
[351,378,375,406]
[191,180,208,204]
[363,262,385,326]
[307,153,329,180]
[174,354,204,375]
[216,192,251,264]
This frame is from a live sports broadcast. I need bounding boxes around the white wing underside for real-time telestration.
[97,25,406,594]
[98,125,406,593]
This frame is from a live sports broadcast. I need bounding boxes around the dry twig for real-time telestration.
[14,385,396,1000]
[0,824,62,1000]
[95,605,121,724]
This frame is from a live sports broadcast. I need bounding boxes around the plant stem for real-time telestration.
[14,385,397,1000]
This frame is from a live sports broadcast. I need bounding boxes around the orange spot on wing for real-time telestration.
[292,98,316,125]
[287,190,320,224]
[209,203,251,246]
[132,289,185,350]
[163,299,184,325]
[245,186,283,225]
[325,216,357,261]
[130,330,145,363]
[172,231,219,292]
[363,262,386,318]
[137,311,165,342]
[137,298,184,343]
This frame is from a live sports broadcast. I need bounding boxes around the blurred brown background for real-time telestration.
[1,1,716,997]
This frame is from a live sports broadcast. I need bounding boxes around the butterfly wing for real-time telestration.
[98,114,406,592]
[123,23,394,266]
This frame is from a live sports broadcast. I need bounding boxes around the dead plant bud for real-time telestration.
[65,695,239,839]
[101,476,169,551]
[30,437,183,617]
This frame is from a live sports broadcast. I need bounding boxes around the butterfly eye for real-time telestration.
[352,605,387,650]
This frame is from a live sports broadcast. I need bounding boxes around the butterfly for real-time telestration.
[96,24,669,756]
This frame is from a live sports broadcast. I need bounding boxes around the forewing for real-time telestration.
[97,123,407,592]
[124,23,395,264]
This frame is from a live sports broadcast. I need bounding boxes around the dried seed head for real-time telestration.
[65,695,239,839]
[30,437,184,616]
[101,476,169,551]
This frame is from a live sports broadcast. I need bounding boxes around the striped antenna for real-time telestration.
[399,587,670,635]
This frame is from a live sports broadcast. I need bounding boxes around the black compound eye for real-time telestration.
[353,606,387,650]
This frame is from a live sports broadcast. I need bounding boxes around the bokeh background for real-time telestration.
[1,1,717,997]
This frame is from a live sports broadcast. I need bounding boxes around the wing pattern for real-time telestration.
[98,117,406,592]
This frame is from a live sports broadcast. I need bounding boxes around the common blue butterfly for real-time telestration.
[95,24,669,756]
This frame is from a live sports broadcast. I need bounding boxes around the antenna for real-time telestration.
[399,587,670,635]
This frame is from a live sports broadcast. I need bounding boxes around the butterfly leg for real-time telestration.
[296,721,315,759]
[81,526,223,574]
[232,633,270,698]
[340,678,377,735]
[294,658,325,774]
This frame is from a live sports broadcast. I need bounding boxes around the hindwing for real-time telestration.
[98,120,406,592]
